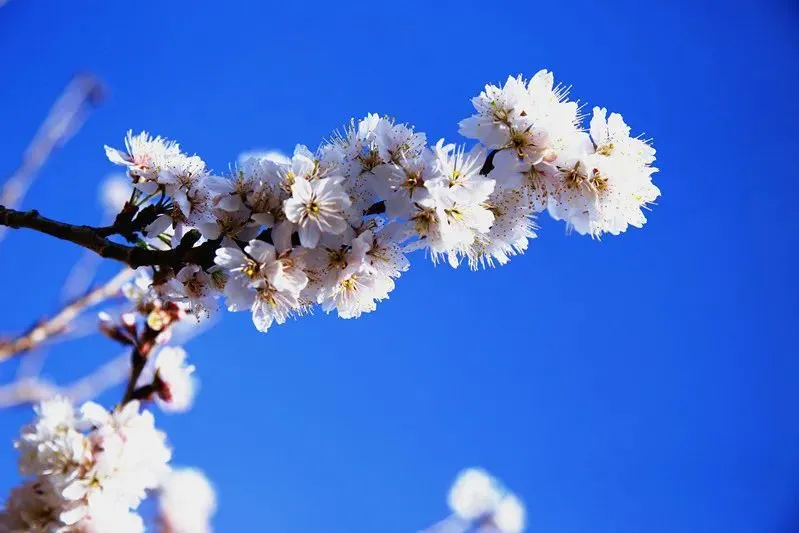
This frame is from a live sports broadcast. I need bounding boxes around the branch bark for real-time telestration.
[0,205,220,270]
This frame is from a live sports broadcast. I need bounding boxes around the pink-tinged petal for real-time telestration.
[158,169,179,186]
[261,261,282,285]
[270,263,308,294]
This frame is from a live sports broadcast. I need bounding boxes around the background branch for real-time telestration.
[0,73,105,244]
[0,353,129,408]
[0,268,134,362]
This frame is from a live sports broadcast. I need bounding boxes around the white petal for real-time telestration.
[104,145,132,166]
[298,222,320,248]
[245,240,276,264]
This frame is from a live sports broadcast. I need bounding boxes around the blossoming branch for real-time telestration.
[0,69,659,532]
[0,70,659,333]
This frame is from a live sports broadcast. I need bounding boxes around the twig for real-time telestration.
[0,268,134,362]
[121,344,149,405]
[0,74,105,243]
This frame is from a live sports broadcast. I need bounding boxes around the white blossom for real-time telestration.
[459,71,578,165]
[162,265,218,317]
[547,107,659,237]
[467,185,537,269]
[0,479,66,533]
[99,174,132,217]
[491,494,526,533]
[4,398,171,532]
[159,468,217,533]
[448,468,502,521]
[104,130,182,193]
[425,468,528,533]
[214,240,308,332]
[153,347,197,413]
[94,69,658,335]
[284,176,352,248]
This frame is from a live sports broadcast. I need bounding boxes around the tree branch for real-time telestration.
[0,268,134,362]
[0,74,105,244]
[0,205,221,270]
[0,353,129,408]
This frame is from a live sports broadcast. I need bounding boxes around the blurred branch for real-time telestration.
[0,73,105,243]
[0,268,134,362]
[0,353,129,408]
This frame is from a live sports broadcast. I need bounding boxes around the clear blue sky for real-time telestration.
[1,1,798,532]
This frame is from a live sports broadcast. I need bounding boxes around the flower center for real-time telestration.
[341,275,358,292]
[561,162,587,189]
[411,207,437,234]
[306,199,321,216]
[445,207,464,222]
[243,259,259,278]
[596,143,614,156]
[589,169,609,193]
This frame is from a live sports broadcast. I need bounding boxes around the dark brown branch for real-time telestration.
[0,205,220,270]
[121,344,149,405]
[119,304,182,406]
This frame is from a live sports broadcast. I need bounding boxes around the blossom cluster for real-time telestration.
[103,69,658,332]
[0,397,214,532]
[1,397,169,532]
[422,468,526,533]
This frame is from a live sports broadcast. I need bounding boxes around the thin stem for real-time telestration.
[120,344,148,406]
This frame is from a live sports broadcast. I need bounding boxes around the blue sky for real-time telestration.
[1,1,798,532]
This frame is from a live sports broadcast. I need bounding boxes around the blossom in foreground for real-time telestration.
[158,468,217,533]
[100,69,658,334]
[105,130,181,191]
[283,175,352,248]
[152,347,197,413]
[2,397,171,532]
[214,239,308,332]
